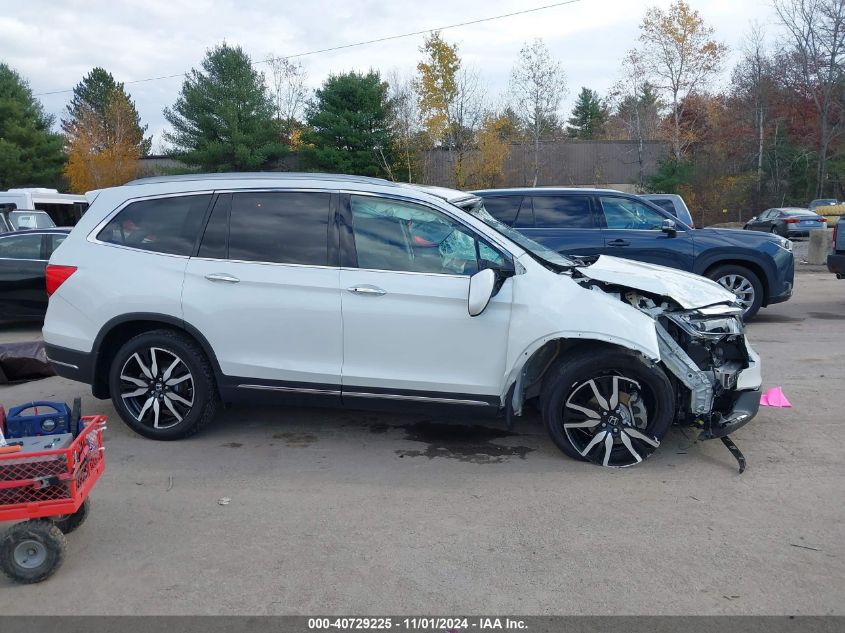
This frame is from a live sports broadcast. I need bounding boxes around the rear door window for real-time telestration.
[97,194,212,256]
[228,192,330,265]
[530,195,595,229]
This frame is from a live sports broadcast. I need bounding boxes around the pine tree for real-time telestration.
[163,43,286,171]
[302,71,394,177]
[62,67,151,156]
[0,63,65,189]
[566,87,608,139]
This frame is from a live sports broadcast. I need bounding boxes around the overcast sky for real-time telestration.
[2,0,781,150]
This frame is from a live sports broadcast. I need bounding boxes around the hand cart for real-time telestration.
[0,415,106,583]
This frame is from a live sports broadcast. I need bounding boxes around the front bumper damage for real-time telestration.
[654,314,762,472]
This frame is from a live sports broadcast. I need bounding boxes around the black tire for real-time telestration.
[705,264,764,321]
[52,498,90,534]
[540,349,674,467]
[0,520,67,583]
[108,329,218,440]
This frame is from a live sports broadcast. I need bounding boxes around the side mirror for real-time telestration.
[661,218,677,236]
[468,268,496,317]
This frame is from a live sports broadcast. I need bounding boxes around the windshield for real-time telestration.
[10,211,56,229]
[459,199,577,269]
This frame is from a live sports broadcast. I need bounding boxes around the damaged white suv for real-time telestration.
[43,174,762,467]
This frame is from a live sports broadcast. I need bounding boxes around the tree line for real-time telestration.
[1,0,844,223]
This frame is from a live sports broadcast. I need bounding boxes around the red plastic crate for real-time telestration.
[0,415,105,522]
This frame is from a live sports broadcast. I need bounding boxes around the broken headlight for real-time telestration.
[665,307,744,340]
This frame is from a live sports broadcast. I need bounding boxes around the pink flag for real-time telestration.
[760,386,792,407]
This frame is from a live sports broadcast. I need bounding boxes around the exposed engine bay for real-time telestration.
[570,273,761,471]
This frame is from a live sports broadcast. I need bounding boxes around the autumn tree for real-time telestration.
[509,38,567,186]
[638,0,726,158]
[0,63,64,189]
[774,0,845,197]
[416,32,460,146]
[62,67,151,157]
[302,70,394,177]
[566,87,608,139]
[65,91,143,192]
[415,32,484,186]
[62,67,150,191]
[163,43,286,171]
[465,114,511,189]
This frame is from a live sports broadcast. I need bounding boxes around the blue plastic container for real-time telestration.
[5,401,74,438]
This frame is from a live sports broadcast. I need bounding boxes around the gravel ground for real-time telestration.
[0,271,843,615]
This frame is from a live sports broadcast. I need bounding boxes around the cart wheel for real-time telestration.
[53,498,90,534]
[0,520,67,584]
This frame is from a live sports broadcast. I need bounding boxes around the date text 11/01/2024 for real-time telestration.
[307,617,528,630]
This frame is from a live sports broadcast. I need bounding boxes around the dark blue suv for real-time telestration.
[471,188,794,320]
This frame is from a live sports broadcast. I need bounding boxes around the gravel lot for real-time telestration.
[0,271,843,615]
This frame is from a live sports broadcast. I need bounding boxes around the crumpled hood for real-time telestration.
[577,255,737,309]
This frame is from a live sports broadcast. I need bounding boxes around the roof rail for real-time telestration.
[125,172,400,187]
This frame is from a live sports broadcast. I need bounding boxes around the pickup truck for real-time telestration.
[828,216,845,279]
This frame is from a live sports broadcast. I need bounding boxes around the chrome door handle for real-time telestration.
[346,285,386,296]
[205,273,240,283]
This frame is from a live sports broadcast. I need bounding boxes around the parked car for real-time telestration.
[43,174,762,468]
[637,193,695,228]
[471,188,793,321]
[744,207,827,237]
[0,208,57,230]
[808,198,839,211]
[828,216,845,279]
[0,228,70,321]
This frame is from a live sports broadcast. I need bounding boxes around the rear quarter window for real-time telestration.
[97,194,212,256]
[479,196,521,226]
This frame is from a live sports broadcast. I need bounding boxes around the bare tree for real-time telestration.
[731,25,777,199]
[638,0,726,159]
[774,0,845,197]
[267,55,308,143]
[386,70,419,182]
[609,50,662,188]
[509,38,567,186]
[449,68,485,187]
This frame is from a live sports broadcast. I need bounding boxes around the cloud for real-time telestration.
[3,0,777,148]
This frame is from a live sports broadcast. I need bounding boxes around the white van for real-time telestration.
[0,188,89,227]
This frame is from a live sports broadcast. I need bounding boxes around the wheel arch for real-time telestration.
[91,313,222,399]
[504,334,660,417]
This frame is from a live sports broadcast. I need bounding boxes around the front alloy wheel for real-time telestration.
[563,376,660,466]
[541,350,674,467]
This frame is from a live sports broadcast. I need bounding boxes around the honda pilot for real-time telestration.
[43,174,762,468]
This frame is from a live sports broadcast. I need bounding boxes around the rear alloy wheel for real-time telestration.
[541,350,674,467]
[707,264,763,321]
[109,330,218,440]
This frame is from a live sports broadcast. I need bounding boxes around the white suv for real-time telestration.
[43,174,762,467]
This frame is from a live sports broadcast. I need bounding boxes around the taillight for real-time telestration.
[820,217,828,222]
[834,224,838,249]
[785,218,799,223]
[46,265,77,296]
